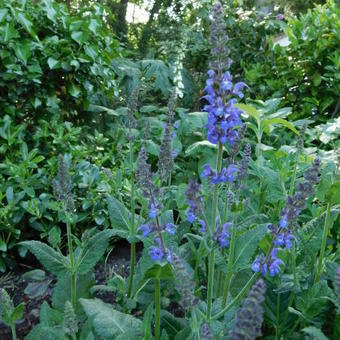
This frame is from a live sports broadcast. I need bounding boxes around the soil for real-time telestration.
[0,239,143,340]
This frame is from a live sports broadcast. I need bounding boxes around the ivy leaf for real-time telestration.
[80,298,142,339]
[47,57,59,70]
[19,241,69,277]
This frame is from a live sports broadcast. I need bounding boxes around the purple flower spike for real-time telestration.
[139,224,151,237]
[202,164,213,178]
[165,223,176,235]
[276,13,284,20]
[148,203,158,219]
[149,246,164,261]
[198,220,206,234]
[232,82,248,98]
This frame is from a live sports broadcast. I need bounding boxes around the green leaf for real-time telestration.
[19,241,69,277]
[47,57,59,70]
[236,103,260,120]
[43,0,57,23]
[142,303,153,340]
[16,12,38,40]
[22,269,46,281]
[186,141,217,156]
[160,311,187,339]
[144,263,174,281]
[68,82,81,98]
[52,272,93,312]
[107,195,131,234]
[71,31,88,45]
[13,41,32,64]
[232,224,268,271]
[303,326,329,340]
[11,303,25,323]
[325,181,340,204]
[264,118,298,134]
[0,9,8,22]
[80,298,142,339]
[77,229,114,275]
[26,325,66,340]
[0,238,7,252]
[140,59,171,96]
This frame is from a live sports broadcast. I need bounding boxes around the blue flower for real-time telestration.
[198,220,206,234]
[268,249,284,277]
[201,164,213,178]
[232,82,248,98]
[279,214,289,228]
[149,246,164,261]
[139,224,151,237]
[148,203,158,219]
[187,208,196,223]
[165,223,176,235]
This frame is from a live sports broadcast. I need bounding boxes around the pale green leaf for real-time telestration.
[80,298,142,339]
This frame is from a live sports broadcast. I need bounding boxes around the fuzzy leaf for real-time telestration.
[77,229,114,275]
[303,326,329,340]
[232,224,268,271]
[80,298,142,339]
[19,241,69,277]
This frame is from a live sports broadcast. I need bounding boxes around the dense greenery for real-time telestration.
[0,0,339,339]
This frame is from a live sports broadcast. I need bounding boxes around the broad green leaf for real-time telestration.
[0,238,7,252]
[142,303,153,340]
[0,9,8,22]
[186,141,217,156]
[68,82,81,98]
[43,0,57,23]
[236,103,260,120]
[106,195,131,232]
[71,31,88,45]
[19,241,69,277]
[10,303,25,323]
[264,118,298,134]
[77,229,114,275]
[325,181,340,204]
[80,298,142,339]
[161,311,187,339]
[303,326,329,340]
[140,59,171,96]
[16,12,38,40]
[3,22,16,42]
[232,224,268,271]
[47,57,59,70]
[13,41,32,64]
[144,263,174,280]
[52,272,93,312]
[26,325,66,340]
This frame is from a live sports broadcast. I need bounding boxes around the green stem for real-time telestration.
[11,323,17,340]
[66,219,76,309]
[221,218,237,307]
[206,143,223,320]
[127,242,136,297]
[191,309,200,340]
[127,140,136,298]
[212,272,259,321]
[315,203,332,283]
[155,278,161,340]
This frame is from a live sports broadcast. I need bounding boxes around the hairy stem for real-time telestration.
[11,323,17,340]
[127,141,136,298]
[221,216,237,307]
[315,203,332,283]
[155,278,161,340]
[66,219,76,309]
[206,143,223,320]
